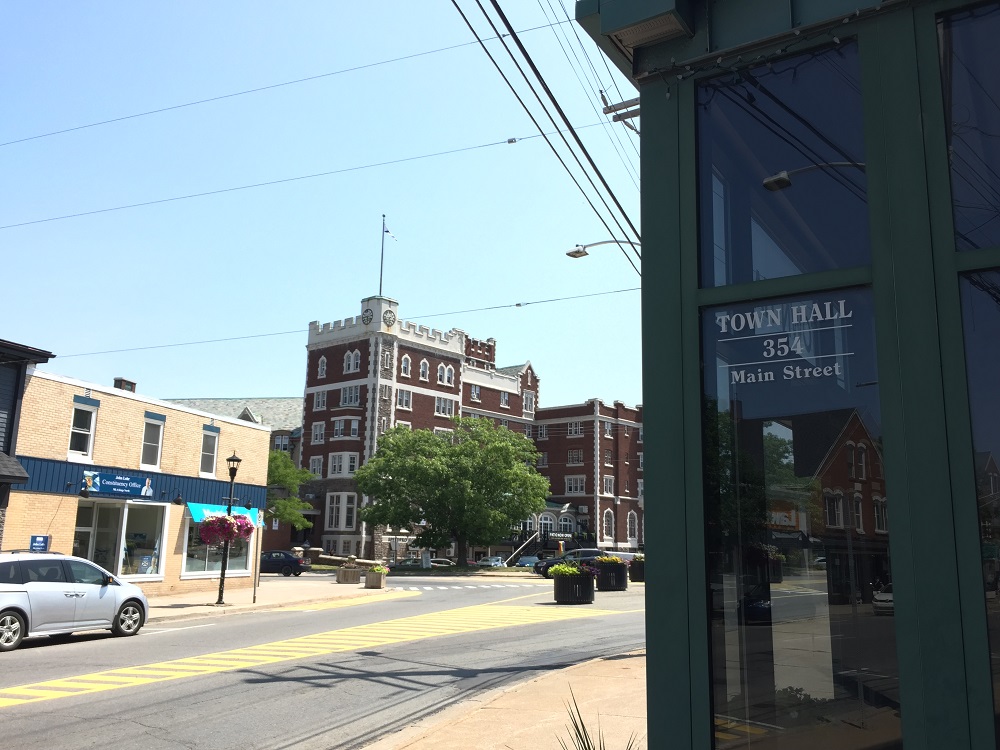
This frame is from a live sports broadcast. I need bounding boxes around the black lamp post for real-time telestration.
[215,451,242,606]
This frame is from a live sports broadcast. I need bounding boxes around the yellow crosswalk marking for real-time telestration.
[0,603,616,709]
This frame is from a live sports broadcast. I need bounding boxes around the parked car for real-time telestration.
[812,556,827,570]
[533,549,635,578]
[476,556,506,567]
[389,558,454,570]
[515,555,541,568]
[0,551,149,652]
[872,583,894,616]
[259,550,311,577]
[737,583,772,625]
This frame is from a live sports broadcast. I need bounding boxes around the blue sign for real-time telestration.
[29,535,50,552]
[186,502,258,523]
[83,471,155,498]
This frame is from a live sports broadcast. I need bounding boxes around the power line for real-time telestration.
[0,21,570,149]
[450,0,639,275]
[485,0,641,246]
[51,286,640,360]
[0,127,597,231]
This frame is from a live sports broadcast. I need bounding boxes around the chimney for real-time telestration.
[113,377,136,393]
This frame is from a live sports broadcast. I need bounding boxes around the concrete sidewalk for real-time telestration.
[145,571,648,750]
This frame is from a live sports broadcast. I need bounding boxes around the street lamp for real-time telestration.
[566,240,642,258]
[762,161,866,191]
[215,451,242,606]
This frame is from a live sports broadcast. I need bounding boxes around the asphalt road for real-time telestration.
[0,577,645,750]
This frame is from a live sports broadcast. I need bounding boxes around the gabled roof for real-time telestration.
[0,339,53,365]
[0,452,29,484]
[164,397,303,431]
[497,361,533,377]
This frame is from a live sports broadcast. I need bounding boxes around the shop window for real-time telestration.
[184,516,250,575]
[123,503,165,575]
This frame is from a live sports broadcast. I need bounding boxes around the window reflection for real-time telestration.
[703,287,901,748]
[940,4,1000,251]
[958,269,1000,743]
[698,43,869,286]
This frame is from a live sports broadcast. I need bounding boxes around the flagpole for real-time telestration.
[379,214,386,297]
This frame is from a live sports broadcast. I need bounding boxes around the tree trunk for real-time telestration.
[456,537,468,565]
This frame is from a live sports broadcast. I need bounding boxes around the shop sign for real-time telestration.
[29,535,50,552]
[83,470,155,498]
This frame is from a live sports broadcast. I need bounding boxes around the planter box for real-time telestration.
[336,568,362,585]
[364,571,386,589]
[629,561,645,583]
[596,563,629,591]
[553,574,595,604]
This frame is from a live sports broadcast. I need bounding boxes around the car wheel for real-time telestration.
[542,569,551,579]
[112,601,144,637]
[281,565,293,577]
[293,571,302,577]
[0,611,25,652]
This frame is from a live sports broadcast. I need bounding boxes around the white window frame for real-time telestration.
[445,365,455,385]
[638,426,643,442]
[603,509,615,540]
[523,391,535,414]
[470,384,481,402]
[68,405,97,460]
[328,452,359,477]
[311,422,325,444]
[627,511,638,540]
[854,493,865,532]
[567,449,583,466]
[874,497,888,533]
[350,419,359,437]
[396,389,412,410]
[637,479,644,497]
[401,355,411,377]
[568,421,582,437]
[420,359,430,381]
[539,514,556,533]
[396,420,411,430]
[538,452,548,468]
[566,476,586,494]
[309,456,323,476]
[558,515,574,533]
[341,385,360,406]
[325,493,358,531]
[604,420,613,437]
[437,364,446,384]
[603,476,614,495]
[500,392,510,409]
[199,431,218,477]
[274,434,290,452]
[434,397,456,417]
[857,444,868,481]
[379,384,392,400]
[140,418,164,470]
[638,452,644,470]
[524,424,532,438]
[381,350,392,370]
[604,449,613,465]
[537,424,548,440]
[318,356,327,378]
[825,493,843,528]
[314,390,327,411]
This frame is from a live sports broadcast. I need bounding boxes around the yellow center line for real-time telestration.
[0,603,619,709]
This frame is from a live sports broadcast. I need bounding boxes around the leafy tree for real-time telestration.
[266,450,314,530]
[355,417,550,564]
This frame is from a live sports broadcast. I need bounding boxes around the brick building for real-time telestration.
[298,295,643,561]
[9,368,270,597]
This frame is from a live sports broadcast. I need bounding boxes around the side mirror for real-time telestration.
[102,574,113,587]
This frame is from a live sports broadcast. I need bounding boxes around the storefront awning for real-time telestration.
[186,502,258,523]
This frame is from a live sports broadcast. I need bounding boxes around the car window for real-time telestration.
[67,560,106,586]
[21,559,68,583]
[882,584,893,594]
[0,560,22,585]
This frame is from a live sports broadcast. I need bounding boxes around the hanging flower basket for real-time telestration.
[199,515,255,546]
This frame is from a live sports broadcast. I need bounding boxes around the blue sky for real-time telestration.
[2,2,642,410]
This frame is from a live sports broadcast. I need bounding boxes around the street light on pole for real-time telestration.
[761,161,866,191]
[215,451,242,606]
[566,240,642,259]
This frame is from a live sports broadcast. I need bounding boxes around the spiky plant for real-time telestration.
[557,687,639,750]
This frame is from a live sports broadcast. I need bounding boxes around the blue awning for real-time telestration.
[186,502,258,523]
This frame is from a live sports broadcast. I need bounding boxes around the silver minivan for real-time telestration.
[0,551,149,652]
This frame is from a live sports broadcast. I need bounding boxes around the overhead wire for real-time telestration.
[0,126,599,231]
[535,0,640,189]
[449,0,639,275]
[484,0,641,247]
[34,286,640,362]
[0,21,571,149]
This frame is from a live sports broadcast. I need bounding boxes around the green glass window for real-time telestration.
[939,4,1000,252]
[697,43,869,286]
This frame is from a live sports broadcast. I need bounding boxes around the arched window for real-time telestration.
[352,350,361,371]
[420,360,430,380]
[401,355,411,377]
[539,514,555,534]
[603,509,615,540]
[437,364,446,383]
[317,356,327,378]
[846,442,856,479]
[857,444,868,480]
[627,511,638,540]
[343,351,352,373]
[445,366,455,385]
[522,517,535,532]
[558,515,574,533]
